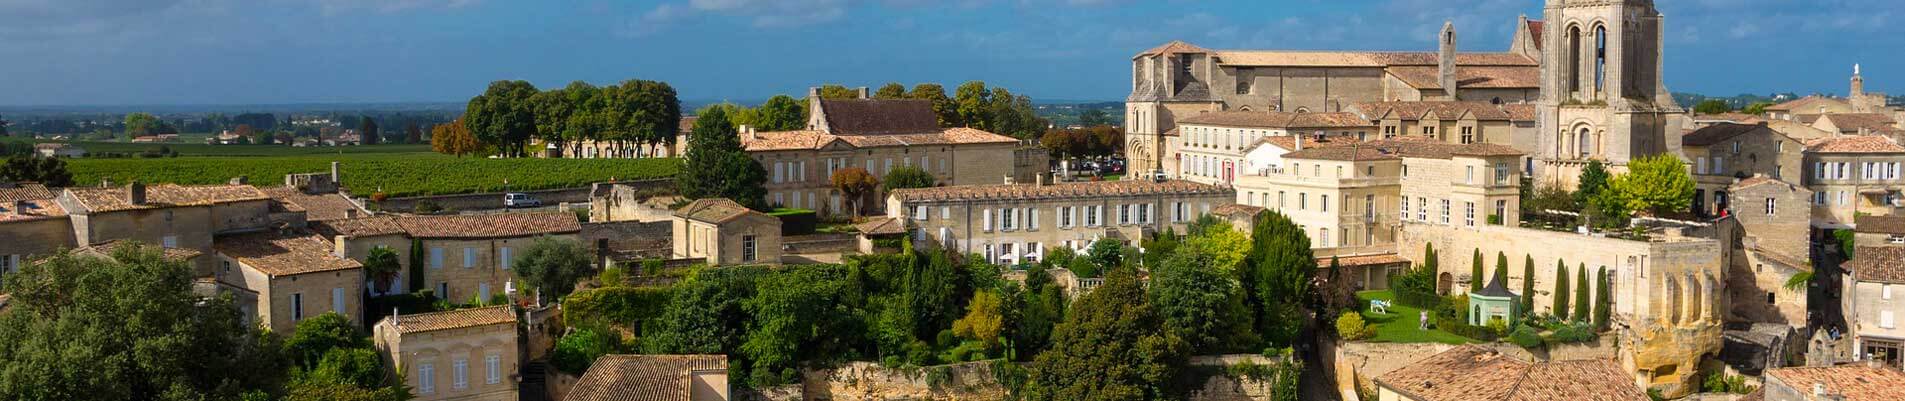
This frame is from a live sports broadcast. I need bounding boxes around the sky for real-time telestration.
[0,0,1899,106]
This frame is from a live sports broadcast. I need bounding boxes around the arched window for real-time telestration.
[1595,26,1608,95]
[1577,127,1592,158]
[1568,26,1583,94]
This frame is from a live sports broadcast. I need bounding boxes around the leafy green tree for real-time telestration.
[619,79,684,148]
[359,115,380,145]
[1576,160,1610,209]
[531,87,574,152]
[1693,99,1732,114]
[743,265,861,385]
[754,95,806,131]
[986,87,1046,139]
[513,236,595,301]
[1014,264,1066,360]
[1574,263,1591,322]
[677,107,769,209]
[1423,243,1439,273]
[284,379,411,401]
[908,84,959,127]
[123,112,176,138]
[874,83,908,99]
[815,84,860,99]
[882,166,936,192]
[1492,252,1509,288]
[1521,255,1536,312]
[1079,109,1110,127]
[954,81,994,131]
[1140,227,1181,269]
[1470,249,1484,292]
[1151,247,1257,352]
[1026,268,1186,401]
[0,246,290,400]
[0,155,74,187]
[642,269,759,356]
[953,290,1007,352]
[1183,219,1250,274]
[1086,239,1126,272]
[1553,260,1570,320]
[552,327,622,374]
[286,312,369,367]
[302,348,388,389]
[1243,211,1316,346]
[364,247,402,294]
[463,80,540,157]
[1594,267,1611,330]
[1743,101,1775,116]
[1609,154,1697,217]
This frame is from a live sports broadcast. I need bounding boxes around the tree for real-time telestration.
[464,80,540,157]
[1573,263,1591,322]
[285,312,368,367]
[1014,264,1066,360]
[953,290,1006,351]
[531,88,573,153]
[1593,266,1611,330]
[552,327,622,374]
[1079,109,1110,127]
[829,167,879,216]
[1693,99,1732,115]
[882,166,936,192]
[1743,101,1775,116]
[1470,249,1484,292]
[908,84,959,127]
[1243,211,1316,346]
[1521,255,1536,313]
[285,379,410,401]
[1553,260,1570,319]
[514,236,595,301]
[363,247,402,294]
[0,246,289,400]
[874,83,908,99]
[641,269,756,357]
[1492,252,1509,289]
[742,265,860,385]
[1025,268,1186,401]
[677,107,769,209]
[754,95,806,131]
[1151,247,1257,352]
[123,112,176,138]
[1182,219,1250,274]
[0,114,9,137]
[1608,153,1697,217]
[815,84,860,99]
[1335,311,1374,340]
[301,348,389,390]
[1087,239,1126,272]
[0,155,74,187]
[1576,160,1610,210]
[358,115,380,145]
[954,81,994,131]
[617,80,683,150]
[430,119,480,157]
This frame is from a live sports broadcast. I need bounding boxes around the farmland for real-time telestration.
[67,153,680,197]
[14,140,435,157]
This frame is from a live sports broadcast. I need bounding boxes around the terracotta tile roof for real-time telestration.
[1683,122,1778,147]
[817,99,941,135]
[1764,120,1836,140]
[385,305,516,334]
[1764,364,1905,401]
[0,183,66,222]
[1209,204,1264,219]
[1805,135,1905,154]
[568,355,729,401]
[0,183,54,202]
[742,127,1018,152]
[891,180,1231,203]
[856,217,907,236]
[1135,40,1213,57]
[1177,112,1373,129]
[1387,66,1541,89]
[1282,144,1402,162]
[1821,113,1899,132]
[1246,135,1364,154]
[79,240,203,261]
[1283,139,1521,161]
[1211,51,1537,68]
[1316,253,1408,268]
[313,216,406,238]
[678,116,697,135]
[1690,113,1765,124]
[395,212,580,239]
[1732,175,1798,191]
[1525,20,1545,51]
[64,184,269,213]
[1377,346,1645,401]
[1856,215,1905,235]
[1350,101,1514,121]
[262,186,363,221]
[213,230,362,277]
[1849,246,1905,285]
[1766,96,1852,112]
[1500,104,1536,122]
[674,198,764,224]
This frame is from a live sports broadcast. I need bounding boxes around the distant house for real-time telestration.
[210,130,245,145]
[33,143,85,158]
[131,134,180,143]
[567,355,729,401]
[672,198,781,266]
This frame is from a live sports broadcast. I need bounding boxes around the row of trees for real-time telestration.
[1419,243,1614,330]
[1039,125,1123,160]
[459,79,681,158]
[700,82,1046,140]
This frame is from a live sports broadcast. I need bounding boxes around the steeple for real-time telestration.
[1439,20,1458,98]
[1852,64,1866,99]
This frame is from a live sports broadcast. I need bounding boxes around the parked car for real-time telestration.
[504,193,542,208]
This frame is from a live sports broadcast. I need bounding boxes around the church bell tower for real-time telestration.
[1532,0,1684,189]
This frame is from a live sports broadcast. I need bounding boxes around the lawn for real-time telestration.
[67,153,681,197]
[1354,290,1477,345]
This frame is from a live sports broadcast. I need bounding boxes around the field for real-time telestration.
[67,153,680,197]
[25,140,435,157]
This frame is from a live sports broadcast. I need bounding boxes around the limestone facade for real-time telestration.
[884,180,1233,265]
[1682,123,1806,217]
[671,198,783,266]
[1724,178,1813,326]
[373,306,520,401]
[1172,111,1373,186]
[1531,0,1686,190]
[1801,136,1905,227]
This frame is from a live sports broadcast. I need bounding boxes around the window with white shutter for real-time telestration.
[419,363,436,394]
[453,358,468,390]
[1029,208,1040,230]
[982,209,992,232]
[499,247,512,270]
[1883,311,1897,329]
[463,248,475,268]
[486,355,501,384]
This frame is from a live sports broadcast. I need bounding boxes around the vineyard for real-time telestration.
[67,153,680,197]
[25,141,435,157]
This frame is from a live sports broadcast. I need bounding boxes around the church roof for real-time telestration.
[1134,40,1213,58]
[1350,101,1516,121]
[1525,20,1545,51]
[1682,122,1776,147]
[816,99,942,135]
[1387,66,1541,89]
[1207,51,1537,68]
[1177,111,1372,129]
[1766,96,1852,113]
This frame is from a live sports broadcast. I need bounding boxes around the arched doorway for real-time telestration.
[1437,272,1454,295]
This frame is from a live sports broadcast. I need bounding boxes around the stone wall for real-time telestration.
[375,186,604,213]
[799,361,1006,401]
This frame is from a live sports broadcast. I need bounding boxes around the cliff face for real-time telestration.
[1628,319,1725,398]
[799,361,1007,401]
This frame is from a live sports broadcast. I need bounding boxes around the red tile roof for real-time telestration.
[1387,66,1541,89]
[64,184,269,213]
[1805,136,1905,154]
[313,216,407,238]
[1283,139,1521,161]
[1135,40,1214,57]
[1376,346,1645,401]
[1177,112,1373,129]
[1525,20,1545,51]
[568,355,729,401]
[890,180,1231,203]
[384,305,516,334]
[0,183,66,222]
[395,212,581,239]
[1766,95,1852,113]
[1765,365,1905,401]
[673,198,765,224]
[262,186,363,221]
[213,230,362,277]
[856,217,907,236]
[1683,123,1777,147]
[1849,246,1905,285]
[1351,101,1515,121]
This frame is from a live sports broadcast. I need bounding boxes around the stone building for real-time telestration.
[1843,246,1905,369]
[1234,139,1522,251]
[1682,122,1806,217]
[213,229,365,334]
[1373,345,1646,401]
[884,180,1234,266]
[313,217,413,296]
[742,89,1022,216]
[1802,136,1905,227]
[671,198,782,266]
[372,306,520,401]
[1725,176,1814,326]
[1172,111,1373,186]
[1853,215,1905,247]
[393,213,581,303]
[0,183,72,275]
[566,355,729,401]
[56,183,280,275]
[1531,0,1686,190]
[1758,364,1905,401]
[1814,113,1902,137]
[1125,16,1544,176]
[1345,101,1532,150]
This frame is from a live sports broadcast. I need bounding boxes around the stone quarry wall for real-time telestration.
[800,361,1007,401]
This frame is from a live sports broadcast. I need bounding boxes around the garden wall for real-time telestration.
[373,186,595,212]
[783,233,856,255]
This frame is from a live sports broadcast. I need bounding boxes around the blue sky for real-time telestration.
[0,0,1899,106]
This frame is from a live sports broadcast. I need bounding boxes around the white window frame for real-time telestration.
[332,287,345,314]
[419,363,436,394]
[453,358,469,390]
[486,354,502,384]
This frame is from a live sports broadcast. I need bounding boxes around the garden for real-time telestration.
[1338,244,1612,351]
[1516,155,1698,240]
[65,152,680,196]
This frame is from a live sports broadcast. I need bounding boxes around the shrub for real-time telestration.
[552,328,622,374]
[1702,371,1757,394]
[1549,323,1599,344]
[1509,325,1543,349]
[1335,311,1375,341]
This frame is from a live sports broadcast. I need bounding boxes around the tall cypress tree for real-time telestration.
[1470,249,1484,292]
[1423,243,1438,272]
[1594,266,1612,330]
[1574,263,1591,322]
[1554,260,1570,320]
[1521,255,1536,312]
[1492,252,1509,288]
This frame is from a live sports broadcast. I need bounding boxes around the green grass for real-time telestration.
[6,138,431,157]
[1354,290,1477,345]
[67,153,680,197]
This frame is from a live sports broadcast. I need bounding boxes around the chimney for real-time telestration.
[857,86,871,99]
[1035,174,1046,186]
[344,209,359,219]
[1814,383,1828,398]
[128,181,147,205]
[228,176,248,185]
[741,125,757,140]
[1439,20,1458,98]
[7,200,23,215]
[1295,135,1304,151]
[1004,175,1015,185]
[330,161,341,184]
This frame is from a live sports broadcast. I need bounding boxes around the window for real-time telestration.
[479,283,491,301]
[1059,206,1074,228]
[1459,126,1474,144]
[0,254,17,277]
[742,235,758,262]
[1235,68,1254,94]
[913,206,928,221]
[1029,208,1040,230]
[486,355,501,384]
[1321,195,1330,212]
[1885,284,1894,300]
[499,247,512,270]
[1002,208,1018,231]
[1732,142,1740,154]
[453,358,468,390]
[1319,229,1330,248]
[1086,205,1102,227]
[1891,234,1905,244]
[332,288,345,314]
[982,209,993,231]
[1440,199,1451,224]
[1299,193,1308,210]
[1402,196,1411,220]
[941,206,950,220]
[291,293,304,321]
[419,363,436,394]
[1118,205,1131,225]
[1884,311,1897,329]
[1173,202,1187,222]
[463,248,475,268]
[1465,166,1474,184]
[1495,200,1507,224]
[1494,163,1509,185]
[1465,202,1476,227]
[1423,126,1437,137]
[1138,203,1152,224]
[1278,191,1286,208]
[1765,198,1777,215]
[162,235,178,248]
[438,282,449,300]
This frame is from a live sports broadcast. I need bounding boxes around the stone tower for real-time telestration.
[1532,0,1684,189]
[1853,64,1866,100]
[1439,20,1459,98]
[1125,41,1224,177]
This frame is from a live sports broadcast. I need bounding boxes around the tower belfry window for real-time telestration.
[1594,26,1608,94]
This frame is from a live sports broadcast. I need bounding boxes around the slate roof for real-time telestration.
[1848,246,1905,285]
[673,198,765,224]
[1856,215,1905,235]
[816,99,941,135]
[1764,365,1905,401]
[1387,66,1541,89]
[1350,101,1514,121]
[384,305,516,334]
[213,230,362,277]
[1472,270,1517,298]
[1177,112,1373,129]
[1805,136,1905,154]
[262,186,363,221]
[890,180,1231,203]
[1376,346,1645,401]
[64,184,269,213]
[567,355,729,401]
[394,212,580,239]
[1683,123,1775,147]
